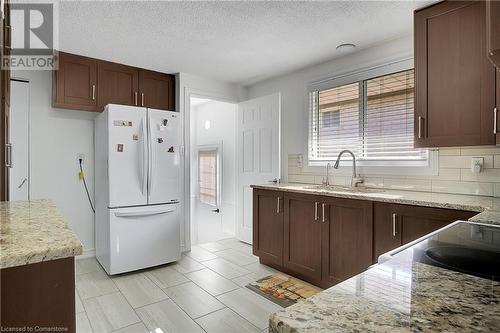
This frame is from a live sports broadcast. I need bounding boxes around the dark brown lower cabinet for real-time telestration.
[373,202,477,261]
[0,257,76,332]
[283,192,323,285]
[321,197,373,287]
[252,189,284,267]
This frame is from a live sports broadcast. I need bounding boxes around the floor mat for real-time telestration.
[246,273,321,307]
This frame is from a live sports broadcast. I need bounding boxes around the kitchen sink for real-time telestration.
[304,185,384,193]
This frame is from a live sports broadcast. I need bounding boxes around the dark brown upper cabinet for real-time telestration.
[97,61,139,111]
[252,189,284,268]
[53,52,98,112]
[496,70,500,144]
[486,0,500,68]
[53,52,176,112]
[139,69,175,110]
[414,1,497,148]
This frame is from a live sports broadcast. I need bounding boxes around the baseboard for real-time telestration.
[77,248,95,260]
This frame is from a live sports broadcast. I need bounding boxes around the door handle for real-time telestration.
[494,107,498,135]
[5,143,12,168]
[418,116,423,139]
[392,213,397,237]
[141,93,145,107]
[314,202,319,221]
[268,178,278,184]
[91,84,96,101]
[212,208,220,213]
[135,91,138,106]
[322,203,327,223]
[276,197,281,213]
[114,209,175,218]
[17,178,27,189]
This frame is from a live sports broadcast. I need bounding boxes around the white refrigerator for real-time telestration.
[95,104,182,275]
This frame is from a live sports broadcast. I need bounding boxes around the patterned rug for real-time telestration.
[246,273,321,307]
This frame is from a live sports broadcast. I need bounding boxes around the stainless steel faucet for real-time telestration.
[333,150,364,187]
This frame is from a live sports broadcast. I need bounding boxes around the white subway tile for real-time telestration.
[461,169,500,182]
[494,155,500,169]
[494,184,500,197]
[409,168,460,181]
[432,180,493,196]
[288,174,315,184]
[439,155,494,169]
[288,167,302,175]
[438,148,461,156]
[383,179,431,192]
[460,146,500,156]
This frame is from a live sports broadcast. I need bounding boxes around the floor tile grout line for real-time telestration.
[195,306,264,332]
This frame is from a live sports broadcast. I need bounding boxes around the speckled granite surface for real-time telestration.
[252,183,500,225]
[269,251,500,333]
[0,199,83,269]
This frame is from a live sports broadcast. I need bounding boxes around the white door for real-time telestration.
[106,104,148,208]
[236,93,281,243]
[8,80,29,201]
[147,109,181,205]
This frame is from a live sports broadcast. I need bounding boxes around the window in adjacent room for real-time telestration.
[198,149,218,206]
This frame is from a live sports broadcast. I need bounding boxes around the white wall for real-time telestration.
[12,69,96,255]
[191,100,237,240]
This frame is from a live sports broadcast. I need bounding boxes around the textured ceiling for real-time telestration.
[57,0,435,85]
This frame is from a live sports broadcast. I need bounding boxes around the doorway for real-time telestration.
[189,97,237,245]
[8,79,30,201]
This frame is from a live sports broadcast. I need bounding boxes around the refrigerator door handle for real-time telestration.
[148,114,155,195]
[114,208,175,218]
[140,117,148,196]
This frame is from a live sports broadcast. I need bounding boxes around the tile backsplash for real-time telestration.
[287,147,500,197]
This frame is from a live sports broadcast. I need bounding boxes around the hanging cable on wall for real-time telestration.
[79,158,95,213]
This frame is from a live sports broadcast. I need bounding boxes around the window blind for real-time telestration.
[309,69,427,163]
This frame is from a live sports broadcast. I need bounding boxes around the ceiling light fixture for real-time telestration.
[336,43,356,52]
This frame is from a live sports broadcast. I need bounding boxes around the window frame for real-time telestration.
[304,58,438,176]
[197,143,223,207]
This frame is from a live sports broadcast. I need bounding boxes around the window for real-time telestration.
[309,69,427,164]
[198,149,218,206]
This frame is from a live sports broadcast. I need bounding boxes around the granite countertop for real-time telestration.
[251,183,500,225]
[269,248,500,332]
[0,199,83,269]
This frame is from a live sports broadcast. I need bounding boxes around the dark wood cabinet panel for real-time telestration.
[486,0,500,68]
[97,61,139,111]
[53,52,97,112]
[496,70,499,145]
[321,197,373,287]
[1,257,76,332]
[374,203,477,261]
[139,70,175,110]
[283,192,322,284]
[252,189,284,267]
[415,1,497,147]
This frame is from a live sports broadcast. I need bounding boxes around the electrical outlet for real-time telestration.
[471,157,483,174]
[77,153,85,166]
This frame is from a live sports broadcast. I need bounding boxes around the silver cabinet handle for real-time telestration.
[494,107,498,135]
[314,202,319,221]
[141,93,145,107]
[17,178,27,189]
[276,197,281,214]
[135,91,138,106]
[5,143,12,168]
[418,116,423,139]
[91,84,96,101]
[322,203,326,223]
[392,213,397,237]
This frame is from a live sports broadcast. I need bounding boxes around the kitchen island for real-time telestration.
[0,200,83,332]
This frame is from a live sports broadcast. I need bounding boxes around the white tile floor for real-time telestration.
[76,239,282,333]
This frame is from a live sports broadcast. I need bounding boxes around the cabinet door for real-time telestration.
[486,0,500,68]
[373,202,402,262]
[415,1,497,147]
[283,192,322,284]
[53,52,97,111]
[393,205,477,244]
[252,189,283,267]
[139,70,175,111]
[97,61,139,111]
[496,70,500,145]
[321,197,373,287]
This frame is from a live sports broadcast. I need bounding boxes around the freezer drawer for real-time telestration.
[106,204,181,275]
